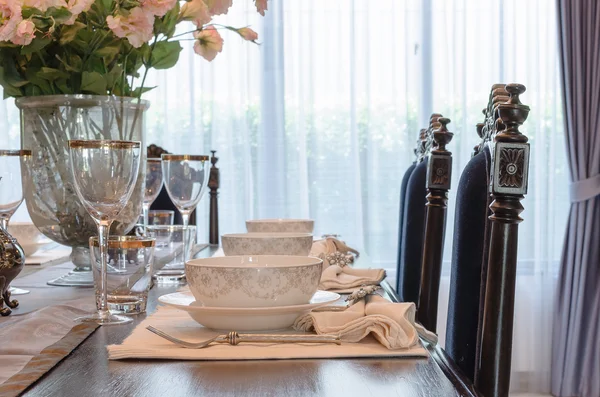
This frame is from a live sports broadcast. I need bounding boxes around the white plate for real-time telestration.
[158,290,341,331]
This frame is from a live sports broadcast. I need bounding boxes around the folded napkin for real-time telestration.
[294,294,437,350]
[0,302,97,396]
[318,265,385,291]
[108,303,428,360]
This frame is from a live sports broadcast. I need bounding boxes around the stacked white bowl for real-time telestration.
[187,218,320,308]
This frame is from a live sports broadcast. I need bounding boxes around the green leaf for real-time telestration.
[105,63,123,89]
[0,66,24,97]
[101,0,115,11]
[80,71,107,95]
[96,44,121,63]
[55,54,80,72]
[21,37,51,55]
[46,7,72,24]
[154,3,180,38]
[150,40,182,70]
[38,67,69,81]
[21,7,43,18]
[59,22,86,45]
[55,79,73,94]
[24,84,43,96]
[131,86,156,97]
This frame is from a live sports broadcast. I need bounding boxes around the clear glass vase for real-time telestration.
[16,95,149,287]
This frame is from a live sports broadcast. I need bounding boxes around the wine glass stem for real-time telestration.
[180,210,191,262]
[143,204,150,228]
[0,217,8,231]
[97,220,112,320]
[180,211,190,228]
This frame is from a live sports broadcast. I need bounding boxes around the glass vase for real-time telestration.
[16,95,149,286]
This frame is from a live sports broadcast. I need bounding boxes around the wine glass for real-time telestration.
[143,158,163,228]
[161,154,210,227]
[68,140,141,325]
[161,154,209,262]
[0,150,31,230]
[0,150,32,296]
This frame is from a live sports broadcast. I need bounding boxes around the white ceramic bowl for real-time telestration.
[7,222,52,257]
[221,233,313,256]
[185,255,323,307]
[245,219,314,233]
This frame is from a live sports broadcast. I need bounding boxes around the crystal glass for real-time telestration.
[0,150,31,230]
[143,158,163,227]
[17,95,149,287]
[148,210,174,225]
[161,154,209,262]
[69,140,141,325]
[0,150,31,296]
[90,236,155,314]
[161,154,210,227]
[145,225,195,283]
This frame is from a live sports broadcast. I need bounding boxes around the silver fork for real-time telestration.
[146,326,341,349]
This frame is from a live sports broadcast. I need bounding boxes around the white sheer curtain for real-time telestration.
[0,0,565,393]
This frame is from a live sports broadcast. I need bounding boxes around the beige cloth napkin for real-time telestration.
[108,304,428,360]
[0,301,97,396]
[294,294,437,349]
[318,265,386,291]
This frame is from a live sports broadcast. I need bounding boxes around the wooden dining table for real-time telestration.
[13,246,479,397]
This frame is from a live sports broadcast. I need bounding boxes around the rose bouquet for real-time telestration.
[0,0,267,98]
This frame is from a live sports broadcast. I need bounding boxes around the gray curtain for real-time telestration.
[552,1,600,396]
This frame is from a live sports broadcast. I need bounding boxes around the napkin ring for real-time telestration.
[325,251,355,268]
[345,285,382,306]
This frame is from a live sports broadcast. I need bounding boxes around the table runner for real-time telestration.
[107,302,428,361]
[0,302,97,397]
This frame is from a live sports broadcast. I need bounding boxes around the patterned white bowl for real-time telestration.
[185,255,324,307]
[7,222,52,257]
[221,233,313,256]
[245,219,314,233]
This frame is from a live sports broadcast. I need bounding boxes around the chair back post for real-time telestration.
[208,150,220,245]
[417,117,454,332]
[475,84,530,397]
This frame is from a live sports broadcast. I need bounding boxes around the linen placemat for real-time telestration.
[107,304,428,361]
[0,302,97,397]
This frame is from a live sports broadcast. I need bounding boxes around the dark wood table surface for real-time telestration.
[18,246,478,397]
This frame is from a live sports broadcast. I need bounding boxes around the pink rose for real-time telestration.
[203,0,231,16]
[0,0,22,42]
[11,19,35,45]
[193,26,223,61]
[179,0,211,27]
[255,0,267,16]
[237,27,257,42]
[141,0,177,17]
[64,0,94,24]
[106,7,154,48]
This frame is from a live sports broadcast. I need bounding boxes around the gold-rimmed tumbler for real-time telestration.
[69,140,141,325]
[90,236,155,314]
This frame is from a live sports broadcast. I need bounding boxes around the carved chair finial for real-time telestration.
[433,117,453,152]
[496,84,530,142]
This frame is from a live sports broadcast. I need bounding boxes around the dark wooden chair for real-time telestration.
[147,145,220,244]
[417,117,454,333]
[417,83,531,397]
[396,114,443,304]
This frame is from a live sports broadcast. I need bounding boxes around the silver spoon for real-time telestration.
[146,326,341,349]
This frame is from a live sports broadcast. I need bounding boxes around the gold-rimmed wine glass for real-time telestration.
[0,150,32,296]
[68,140,141,325]
[0,150,31,230]
[143,158,163,228]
